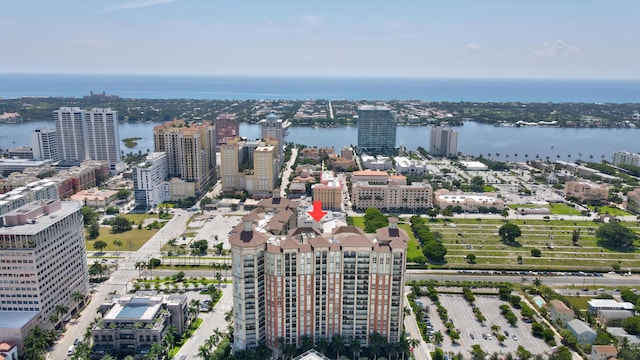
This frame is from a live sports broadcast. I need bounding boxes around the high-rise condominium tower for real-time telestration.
[85,108,124,172]
[215,113,240,149]
[54,107,87,163]
[153,120,216,193]
[260,113,285,164]
[429,126,458,157]
[357,105,396,154]
[231,209,407,352]
[31,128,59,161]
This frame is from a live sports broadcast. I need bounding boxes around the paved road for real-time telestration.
[280,147,298,196]
[404,291,432,360]
[47,209,190,359]
[173,287,233,360]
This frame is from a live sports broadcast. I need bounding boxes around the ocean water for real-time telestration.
[1,74,640,103]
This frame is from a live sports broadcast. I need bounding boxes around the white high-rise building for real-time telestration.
[30,128,59,161]
[85,108,124,173]
[133,152,169,209]
[54,107,87,163]
[612,151,640,167]
[260,113,285,164]
[0,200,88,354]
[429,126,458,157]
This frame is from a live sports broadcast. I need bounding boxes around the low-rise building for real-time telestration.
[591,345,617,360]
[394,156,428,176]
[460,161,489,171]
[0,342,18,360]
[548,300,575,326]
[596,309,634,326]
[564,181,608,202]
[92,293,188,358]
[361,154,392,170]
[351,171,432,212]
[70,188,119,208]
[588,299,635,314]
[567,319,597,344]
[434,189,505,212]
[606,327,640,346]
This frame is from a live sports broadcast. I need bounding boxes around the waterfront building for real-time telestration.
[133,152,169,209]
[433,189,505,212]
[84,108,124,173]
[0,159,55,174]
[54,107,87,164]
[0,200,88,355]
[153,120,216,196]
[393,156,427,176]
[220,137,278,197]
[260,113,286,164]
[92,292,188,358]
[612,151,640,167]
[357,105,396,154]
[564,181,608,202]
[7,146,33,160]
[31,128,59,161]
[351,171,432,212]
[215,113,240,149]
[312,171,343,211]
[231,207,407,351]
[429,126,458,157]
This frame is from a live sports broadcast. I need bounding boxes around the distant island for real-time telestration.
[122,137,142,148]
[1,96,639,129]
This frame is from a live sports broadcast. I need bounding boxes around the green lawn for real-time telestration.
[86,228,159,252]
[351,217,365,228]
[549,203,582,215]
[591,206,632,216]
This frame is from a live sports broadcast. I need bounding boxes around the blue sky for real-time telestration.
[2,0,638,79]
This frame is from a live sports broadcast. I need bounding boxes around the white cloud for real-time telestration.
[534,40,579,57]
[464,42,482,51]
[295,15,322,27]
[103,0,178,13]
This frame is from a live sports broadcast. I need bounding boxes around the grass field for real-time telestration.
[351,216,640,271]
[590,205,632,216]
[549,203,582,215]
[86,227,160,252]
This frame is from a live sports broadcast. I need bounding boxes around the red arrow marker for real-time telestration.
[308,200,327,222]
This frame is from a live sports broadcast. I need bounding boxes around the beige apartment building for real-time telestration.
[351,171,432,212]
[220,137,278,197]
[312,171,343,211]
[564,181,608,202]
[153,120,216,196]
[231,205,407,352]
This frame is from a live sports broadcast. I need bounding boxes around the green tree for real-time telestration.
[470,344,486,360]
[466,253,476,264]
[423,240,447,263]
[470,176,485,192]
[331,334,346,359]
[432,348,445,360]
[596,222,638,249]
[93,240,108,252]
[111,216,132,233]
[531,248,542,257]
[364,208,388,233]
[571,229,581,246]
[88,221,100,239]
[117,189,132,200]
[622,316,640,335]
[498,222,522,245]
[548,346,572,360]
[434,330,444,345]
[81,206,97,225]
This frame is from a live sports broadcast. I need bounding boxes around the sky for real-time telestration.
[2,0,639,79]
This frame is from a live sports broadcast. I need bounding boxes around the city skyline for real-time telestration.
[1,1,639,79]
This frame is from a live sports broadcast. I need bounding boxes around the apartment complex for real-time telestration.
[351,171,432,212]
[260,113,286,164]
[215,113,240,149]
[30,128,59,161]
[220,137,278,197]
[312,171,343,211]
[429,126,458,157]
[231,208,407,351]
[84,108,124,172]
[92,293,188,357]
[357,106,396,154]
[612,151,640,167]
[133,152,169,209]
[0,200,88,354]
[153,120,216,196]
[564,181,608,202]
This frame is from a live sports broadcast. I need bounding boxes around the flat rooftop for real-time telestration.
[0,311,39,329]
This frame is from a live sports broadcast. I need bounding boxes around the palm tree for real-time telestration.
[113,239,123,256]
[71,342,91,360]
[301,335,314,352]
[398,335,410,360]
[349,338,361,360]
[134,261,146,278]
[316,337,329,354]
[55,304,69,322]
[369,332,386,360]
[72,291,85,310]
[407,338,420,353]
[490,324,500,335]
[216,272,222,289]
[224,308,234,323]
[434,330,444,346]
[198,344,211,360]
[331,334,346,359]
[533,277,542,290]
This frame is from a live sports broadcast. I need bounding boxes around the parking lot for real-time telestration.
[420,293,552,356]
